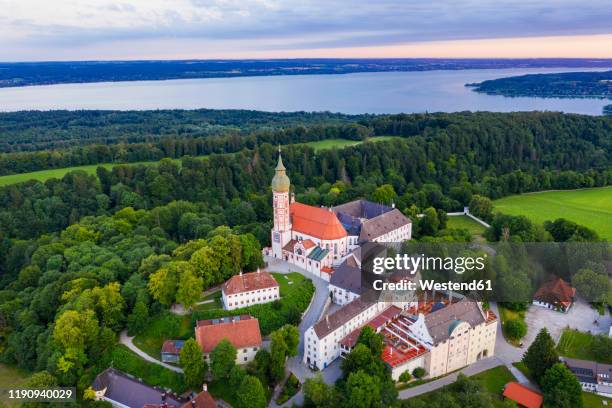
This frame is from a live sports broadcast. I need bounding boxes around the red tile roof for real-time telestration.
[503,382,543,408]
[533,277,575,307]
[195,315,262,353]
[290,202,347,240]
[182,391,217,408]
[321,266,334,274]
[161,340,184,354]
[222,271,278,295]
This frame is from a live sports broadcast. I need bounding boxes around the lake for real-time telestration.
[0,68,609,114]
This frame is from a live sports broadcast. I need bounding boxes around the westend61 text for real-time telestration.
[372,279,493,292]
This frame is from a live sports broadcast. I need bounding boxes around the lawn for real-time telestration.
[498,306,526,346]
[300,136,403,152]
[194,290,223,311]
[0,364,31,407]
[493,187,612,240]
[208,379,240,407]
[446,215,486,241]
[108,345,186,393]
[133,312,193,361]
[471,365,516,394]
[556,328,612,364]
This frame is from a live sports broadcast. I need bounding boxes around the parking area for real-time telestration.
[524,298,611,345]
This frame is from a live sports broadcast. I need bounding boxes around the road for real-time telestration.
[119,330,184,374]
[264,256,342,407]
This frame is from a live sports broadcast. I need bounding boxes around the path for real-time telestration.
[119,330,184,374]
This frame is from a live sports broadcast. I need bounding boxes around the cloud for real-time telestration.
[0,0,611,60]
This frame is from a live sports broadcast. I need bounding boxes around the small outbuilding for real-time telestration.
[161,340,185,363]
[502,382,543,408]
[532,276,576,312]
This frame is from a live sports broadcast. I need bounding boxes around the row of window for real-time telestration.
[227,294,278,307]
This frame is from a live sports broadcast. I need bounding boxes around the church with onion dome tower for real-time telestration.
[267,148,412,280]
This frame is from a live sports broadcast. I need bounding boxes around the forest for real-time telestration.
[0,108,610,404]
[0,110,610,175]
[468,70,612,99]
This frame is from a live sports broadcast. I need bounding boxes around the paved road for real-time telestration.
[264,256,342,407]
[119,330,184,374]
[398,357,504,399]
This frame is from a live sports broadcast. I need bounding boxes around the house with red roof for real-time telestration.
[532,276,576,312]
[267,148,411,280]
[503,382,543,408]
[194,315,262,365]
[221,269,279,310]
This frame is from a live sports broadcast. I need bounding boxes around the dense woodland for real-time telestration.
[0,109,610,403]
[468,70,612,99]
[0,110,610,175]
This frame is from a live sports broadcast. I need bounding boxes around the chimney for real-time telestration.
[391,201,395,209]
[203,383,208,392]
[161,392,167,402]
[191,397,196,407]
[325,314,329,327]
[257,268,260,274]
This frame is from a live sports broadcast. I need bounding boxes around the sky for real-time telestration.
[1,0,612,61]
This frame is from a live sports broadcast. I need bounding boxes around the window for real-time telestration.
[244,357,247,361]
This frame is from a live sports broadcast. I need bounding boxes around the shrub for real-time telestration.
[412,367,426,379]
[399,371,411,383]
[504,318,527,340]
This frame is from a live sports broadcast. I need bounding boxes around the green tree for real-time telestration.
[541,363,583,408]
[270,329,288,383]
[229,365,247,389]
[504,318,527,341]
[126,300,149,336]
[236,375,267,408]
[371,184,397,205]
[522,328,559,384]
[280,325,299,357]
[303,375,335,408]
[412,367,426,379]
[572,268,609,303]
[469,195,493,222]
[418,207,440,236]
[345,370,381,408]
[210,338,236,380]
[357,326,384,357]
[180,338,207,389]
[176,269,203,309]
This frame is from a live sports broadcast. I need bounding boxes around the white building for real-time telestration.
[221,270,279,310]
[195,315,262,365]
[267,149,412,280]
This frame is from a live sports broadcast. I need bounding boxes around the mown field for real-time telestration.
[493,187,612,240]
[0,136,403,187]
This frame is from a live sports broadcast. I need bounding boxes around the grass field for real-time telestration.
[493,187,612,240]
[446,215,487,241]
[0,364,30,407]
[300,136,403,151]
[0,160,165,187]
[557,328,611,363]
[471,365,515,395]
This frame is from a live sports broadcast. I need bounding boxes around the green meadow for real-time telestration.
[493,187,612,240]
[301,135,403,151]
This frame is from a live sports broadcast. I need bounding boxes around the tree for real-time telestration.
[341,343,376,378]
[412,367,426,379]
[418,207,440,236]
[371,184,397,205]
[23,371,58,408]
[303,375,335,408]
[504,318,527,341]
[280,325,299,357]
[399,371,411,382]
[180,338,207,389]
[522,328,559,384]
[469,195,493,222]
[236,375,267,408]
[176,269,203,309]
[270,329,288,383]
[572,268,609,303]
[126,300,149,335]
[541,363,583,408]
[345,370,381,408]
[229,364,247,389]
[357,326,384,357]
[210,339,236,380]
